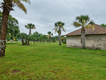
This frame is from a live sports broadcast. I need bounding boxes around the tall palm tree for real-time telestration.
[73,15,95,49]
[47,31,53,43]
[53,21,65,46]
[25,23,36,36]
[0,0,30,57]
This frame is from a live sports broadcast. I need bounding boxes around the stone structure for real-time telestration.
[65,24,106,50]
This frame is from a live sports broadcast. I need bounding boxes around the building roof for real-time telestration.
[65,24,106,36]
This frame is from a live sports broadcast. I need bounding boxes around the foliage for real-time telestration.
[100,24,106,27]
[38,34,43,42]
[73,15,95,28]
[61,35,66,44]
[53,21,65,46]
[0,0,31,57]
[47,31,53,43]
[73,15,94,48]
[25,23,35,35]
[17,33,30,45]
[1,0,31,13]
[53,21,65,33]
[0,10,20,36]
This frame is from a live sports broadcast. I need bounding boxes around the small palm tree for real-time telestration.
[53,21,65,46]
[25,23,36,36]
[73,15,95,49]
[0,0,30,57]
[47,31,53,43]
[17,33,27,45]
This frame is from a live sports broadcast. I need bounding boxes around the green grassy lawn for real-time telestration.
[0,41,106,80]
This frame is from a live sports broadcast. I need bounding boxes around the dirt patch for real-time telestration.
[11,70,21,74]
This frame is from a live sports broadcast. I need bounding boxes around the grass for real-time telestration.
[0,41,106,80]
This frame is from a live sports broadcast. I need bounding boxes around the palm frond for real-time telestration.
[73,22,82,27]
[53,28,58,33]
[54,23,58,27]
[62,27,66,32]
[12,0,30,14]
[76,15,90,23]
[17,1,27,13]
[20,0,31,4]
[55,21,65,27]
[86,24,95,30]
[88,20,94,25]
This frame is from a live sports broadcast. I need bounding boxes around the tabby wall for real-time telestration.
[66,35,106,50]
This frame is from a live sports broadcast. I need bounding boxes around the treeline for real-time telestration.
[0,11,66,45]
[16,32,66,45]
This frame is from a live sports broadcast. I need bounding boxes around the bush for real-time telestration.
[62,39,66,44]
[52,39,56,42]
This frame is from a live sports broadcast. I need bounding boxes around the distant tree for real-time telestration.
[42,35,48,43]
[54,36,58,41]
[32,31,39,42]
[100,24,106,27]
[0,0,30,57]
[38,35,43,42]
[73,15,95,49]
[53,21,65,46]
[51,36,56,42]
[25,23,36,36]
[17,33,27,45]
[61,35,65,42]
[47,31,53,43]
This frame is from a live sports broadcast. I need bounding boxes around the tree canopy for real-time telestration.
[73,15,95,48]
[100,24,106,28]
[0,10,20,37]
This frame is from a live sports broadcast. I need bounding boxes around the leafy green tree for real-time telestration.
[61,35,65,42]
[100,24,106,27]
[7,15,20,37]
[25,23,36,36]
[32,31,39,42]
[73,15,94,49]
[0,11,20,38]
[42,35,48,43]
[38,35,43,42]
[53,21,65,46]
[0,0,30,57]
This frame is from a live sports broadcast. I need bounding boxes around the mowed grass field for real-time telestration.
[0,41,106,80]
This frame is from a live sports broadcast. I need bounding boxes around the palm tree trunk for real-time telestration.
[22,38,24,45]
[81,27,86,49]
[49,35,51,43]
[29,29,31,35]
[0,6,10,57]
[58,28,61,46]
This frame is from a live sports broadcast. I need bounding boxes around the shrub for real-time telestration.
[52,39,56,42]
[62,39,66,44]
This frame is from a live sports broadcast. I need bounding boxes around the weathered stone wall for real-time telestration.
[66,35,106,50]
[66,36,81,47]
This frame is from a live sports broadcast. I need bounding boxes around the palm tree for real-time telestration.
[47,31,53,43]
[53,21,65,46]
[0,0,30,57]
[73,15,95,49]
[25,23,36,36]
[17,33,27,45]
